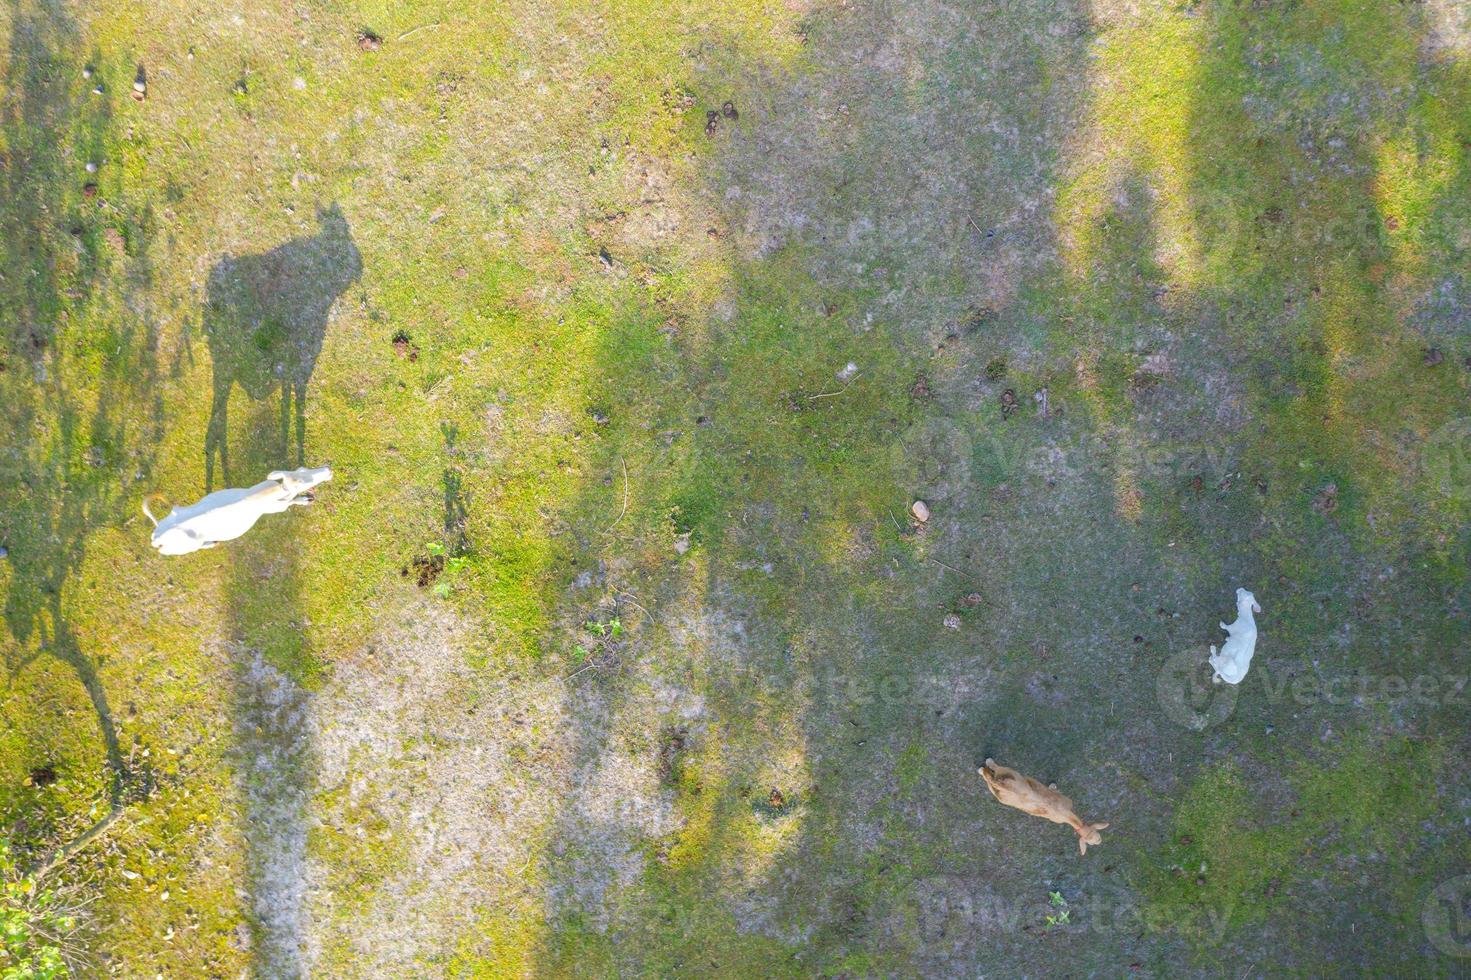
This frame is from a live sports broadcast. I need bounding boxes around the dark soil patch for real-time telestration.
[391,329,419,361]
[1312,482,1339,515]
[657,725,688,786]
[402,553,445,587]
[965,307,998,335]
[28,765,57,788]
[357,29,382,51]
[909,372,931,401]
[1000,388,1018,418]
[721,100,738,120]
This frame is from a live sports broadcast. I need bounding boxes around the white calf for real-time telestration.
[1209,587,1261,685]
[145,466,332,556]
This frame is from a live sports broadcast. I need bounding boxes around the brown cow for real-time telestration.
[979,758,1109,855]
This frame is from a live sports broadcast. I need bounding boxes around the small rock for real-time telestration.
[942,613,962,630]
[674,533,691,555]
[1424,346,1444,367]
[292,77,307,91]
[82,66,94,79]
[910,500,930,523]
[837,362,858,382]
[960,592,983,607]
[0,545,7,559]
[85,161,98,173]
[357,29,382,51]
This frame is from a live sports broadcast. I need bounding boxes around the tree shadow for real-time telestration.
[201,208,359,974]
[515,0,1101,974]
[0,0,163,875]
[203,203,361,489]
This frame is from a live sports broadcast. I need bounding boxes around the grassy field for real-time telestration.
[1,0,1469,975]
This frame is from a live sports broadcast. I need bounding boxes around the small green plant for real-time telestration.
[1,844,77,978]
[425,543,472,598]
[1044,891,1070,928]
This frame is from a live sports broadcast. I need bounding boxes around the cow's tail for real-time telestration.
[142,493,170,528]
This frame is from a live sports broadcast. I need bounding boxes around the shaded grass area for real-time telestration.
[0,0,1467,976]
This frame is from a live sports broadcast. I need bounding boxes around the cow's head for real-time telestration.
[1236,587,1261,615]
[267,466,333,498]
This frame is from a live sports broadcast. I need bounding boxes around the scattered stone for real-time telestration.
[943,613,962,630]
[357,29,382,51]
[722,100,738,120]
[1312,482,1338,515]
[1424,346,1444,367]
[910,500,930,523]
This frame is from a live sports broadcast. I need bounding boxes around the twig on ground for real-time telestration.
[398,22,441,40]
[601,456,629,533]
[615,588,656,625]
[926,555,980,584]
[807,374,859,400]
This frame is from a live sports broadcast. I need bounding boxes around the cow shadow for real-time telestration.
[203,203,361,488]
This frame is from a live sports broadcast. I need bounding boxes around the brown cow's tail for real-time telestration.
[142,493,170,528]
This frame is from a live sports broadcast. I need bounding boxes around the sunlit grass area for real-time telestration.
[2,0,1469,975]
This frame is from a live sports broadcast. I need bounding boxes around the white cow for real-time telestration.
[144,466,332,556]
[1209,587,1261,685]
